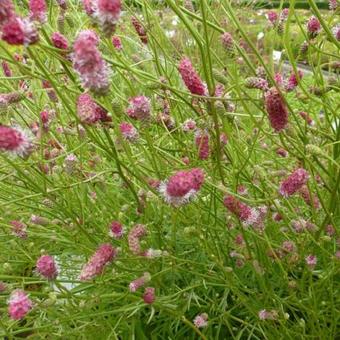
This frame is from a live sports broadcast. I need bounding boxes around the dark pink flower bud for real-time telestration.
[119,122,139,142]
[8,290,32,320]
[279,168,309,197]
[51,32,68,49]
[0,125,32,157]
[2,17,39,45]
[221,32,234,53]
[112,35,122,50]
[276,147,288,158]
[29,0,47,23]
[143,287,155,304]
[298,111,314,126]
[265,87,288,132]
[131,16,147,44]
[178,57,206,96]
[267,11,278,25]
[1,61,12,77]
[307,16,321,37]
[285,70,303,92]
[79,243,117,280]
[126,96,151,120]
[195,129,210,160]
[109,221,124,239]
[36,255,58,279]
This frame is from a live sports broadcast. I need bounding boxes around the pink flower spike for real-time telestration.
[51,32,68,50]
[36,255,58,280]
[129,272,150,292]
[112,35,122,50]
[307,16,321,37]
[178,57,206,96]
[143,287,155,304]
[265,87,289,132]
[10,220,27,238]
[8,290,32,320]
[128,224,147,255]
[131,16,147,44]
[195,129,210,160]
[95,0,121,35]
[79,244,117,281]
[109,221,124,239]
[29,0,47,23]
[305,254,317,269]
[2,61,12,77]
[0,0,15,27]
[119,122,139,142]
[279,168,309,197]
[126,96,151,121]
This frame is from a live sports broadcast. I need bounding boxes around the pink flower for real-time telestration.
[10,220,27,238]
[79,243,117,280]
[258,309,278,320]
[51,32,68,49]
[0,92,24,109]
[128,224,147,255]
[182,119,196,132]
[8,290,32,320]
[193,313,208,328]
[267,11,278,25]
[73,30,110,94]
[274,73,284,87]
[56,0,67,10]
[42,80,58,102]
[178,58,206,96]
[0,125,32,157]
[126,96,151,120]
[307,16,321,37]
[109,221,124,239]
[76,93,109,124]
[285,70,303,92]
[82,0,95,16]
[265,87,289,132]
[131,16,147,44]
[298,185,320,209]
[2,17,39,46]
[159,168,204,206]
[329,0,338,10]
[195,129,210,160]
[298,111,314,126]
[29,0,47,23]
[221,32,234,52]
[119,122,139,142]
[332,24,340,41]
[223,195,262,227]
[282,240,296,253]
[94,0,121,34]
[276,148,288,157]
[245,77,268,91]
[112,35,122,50]
[143,287,155,304]
[1,61,12,77]
[279,168,309,197]
[0,0,15,27]
[129,272,150,292]
[36,255,58,279]
[305,254,317,269]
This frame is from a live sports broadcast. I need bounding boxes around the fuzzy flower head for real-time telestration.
[2,17,39,45]
[195,129,210,160]
[285,70,303,92]
[119,122,139,142]
[109,221,124,239]
[0,0,15,27]
[76,93,102,124]
[223,195,262,227]
[36,255,58,280]
[258,309,278,320]
[0,92,24,110]
[79,243,117,281]
[221,32,234,53]
[265,87,289,132]
[159,168,204,207]
[178,57,206,96]
[10,220,27,238]
[8,290,32,320]
[305,254,317,269]
[279,168,309,197]
[143,287,155,304]
[245,77,268,91]
[332,24,340,41]
[193,313,208,328]
[73,30,110,94]
[307,16,321,37]
[29,0,47,23]
[267,11,278,26]
[94,0,121,35]
[126,96,151,121]
[182,119,196,132]
[82,0,95,16]
[51,32,68,50]
[329,0,338,10]
[0,125,33,157]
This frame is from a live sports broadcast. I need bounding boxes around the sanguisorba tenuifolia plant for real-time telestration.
[0,0,339,338]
